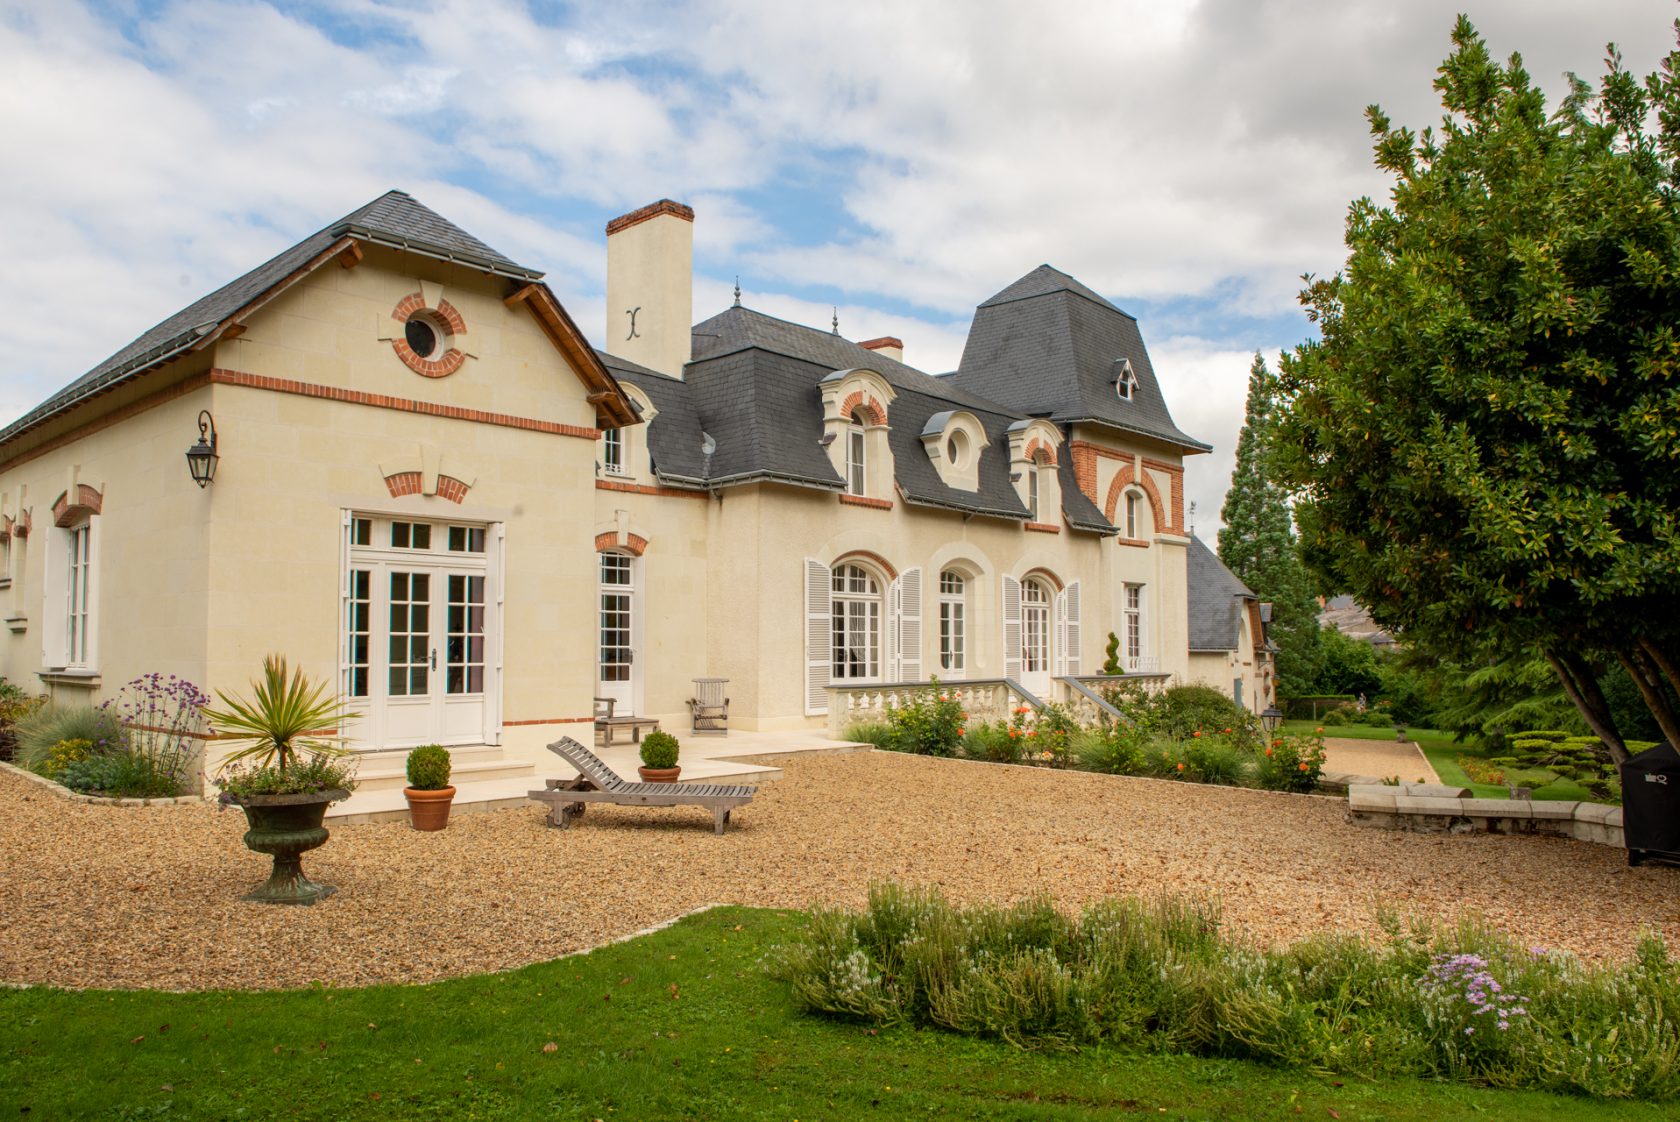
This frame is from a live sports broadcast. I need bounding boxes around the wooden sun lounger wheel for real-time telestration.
[531,736,756,835]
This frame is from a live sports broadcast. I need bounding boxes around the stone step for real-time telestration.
[347,754,536,794]
[347,743,508,770]
[328,776,539,825]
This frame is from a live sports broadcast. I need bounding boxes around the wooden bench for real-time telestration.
[530,737,756,835]
[593,696,660,746]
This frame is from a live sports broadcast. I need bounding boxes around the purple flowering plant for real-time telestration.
[97,671,210,794]
[1419,952,1530,1039]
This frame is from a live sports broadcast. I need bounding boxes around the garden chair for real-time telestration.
[593,695,661,746]
[687,677,730,735]
[529,737,755,835]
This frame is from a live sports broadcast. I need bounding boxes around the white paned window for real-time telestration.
[346,568,371,698]
[1021,579,1050,673]
[66,523,91,666]
[602,427,625,475]
[1125,583,1145,664]
[847,420,866,496]
[831,562,881,680]
[938,570,965,673]
[1027,469,1039,521]
[1125,492,1139,539]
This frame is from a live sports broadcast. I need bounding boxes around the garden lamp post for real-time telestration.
[1261,706,1284,735]
[185,410,219,487]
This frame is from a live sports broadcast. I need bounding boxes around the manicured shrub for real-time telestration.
[1072,727,1144,775]
[0,679,45,761]
[405,744,452,789]
[1121,685,1261,749]
[639,730,680,769]
[771,884,1680,1100]
[963,720,1020,763]
[1102,632,1123,676]
[54,752,129,794]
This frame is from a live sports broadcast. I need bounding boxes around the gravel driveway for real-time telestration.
[2,752,1674,991]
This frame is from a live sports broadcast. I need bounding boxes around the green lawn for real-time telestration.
[3,906,1672,1121]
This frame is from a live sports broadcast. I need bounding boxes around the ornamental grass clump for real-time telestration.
[771,883,1680,1100]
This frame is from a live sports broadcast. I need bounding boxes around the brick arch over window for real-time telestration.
[1021,566,1064,593]
[390,292,468,378]
[1024,438,1058,466]
[594,532,649,556]
[839,391,887,426]
[52,484,103,527]
[384,471,471,503]
[832,549,896,580]
[1103,466,1166,534]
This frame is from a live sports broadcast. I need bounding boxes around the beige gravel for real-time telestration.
[2,751,1675,991]
[1322,737,1441,784]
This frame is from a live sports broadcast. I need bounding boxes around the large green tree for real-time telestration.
[1218,353,1321,692]
[1273,18,1680,763]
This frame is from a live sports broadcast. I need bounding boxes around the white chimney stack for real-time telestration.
[604,199,694,378]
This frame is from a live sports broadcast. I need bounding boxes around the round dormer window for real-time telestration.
[945,430,968,467]
[388,293,467,378]
[405,315,442,360]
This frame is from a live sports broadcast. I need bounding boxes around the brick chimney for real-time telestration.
[859,336,903,364]
[605,199,694,378]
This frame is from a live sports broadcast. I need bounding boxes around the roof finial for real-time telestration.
[733,276,741,307]
[831,307,839,336]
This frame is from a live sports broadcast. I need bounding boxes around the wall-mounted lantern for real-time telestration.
[185,410,219,488]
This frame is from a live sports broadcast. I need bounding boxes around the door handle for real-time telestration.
[430,648,437,670]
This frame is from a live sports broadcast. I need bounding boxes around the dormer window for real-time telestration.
[1116,359,1137,401]
[847,412,867,495]
[602,427,625,475]
[1027,467,1040,520]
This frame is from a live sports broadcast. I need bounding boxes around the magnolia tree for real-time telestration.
[1273,18,1680,763]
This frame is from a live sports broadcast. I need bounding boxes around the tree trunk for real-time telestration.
[1622,646,1680,750]
[1638,638,1680,712]
[1546,649,1629,765]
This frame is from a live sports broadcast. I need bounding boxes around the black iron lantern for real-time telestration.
[186,410,219,488]
[1261,706,1284,734]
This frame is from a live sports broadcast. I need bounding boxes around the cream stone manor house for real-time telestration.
[0,192,1271,780]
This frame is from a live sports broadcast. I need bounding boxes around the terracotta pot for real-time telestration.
[232,789,349,905]
[404,785,456,831]
[638,766,680,783]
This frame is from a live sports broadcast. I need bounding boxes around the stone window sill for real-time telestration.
[38,670,101,689]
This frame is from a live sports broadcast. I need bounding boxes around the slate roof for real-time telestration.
[948,265,1210,453]
[1186,535,1254,651]
[605,305,1119,530]
[1,191,543,448]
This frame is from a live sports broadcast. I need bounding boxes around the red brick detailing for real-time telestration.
[503,716,595,726]
[434,298,468,336]
[1024,437,1058,466]
[391,338,467,379]
[392,292,426,321]
[605,199,695,236]
[594,532,648,556]
[1141,457,1186,533]
[13,509,28,538]
[207,369,600,440]
[1069,440,1099,504]
[1102,463,1169,536]
[435,475,470,503]
[595,479,708,500]
[858,336,903,352]
[1,516,11,539]
[833,549,897,580]
[51,484,103,528]
[0,373,212,476]
[838,391,887,426]
[1115,537,1150,549]
[385,471,423,498]
[1024,521,1061,534]
[839,494,892,510]
[1022,567,1064,593]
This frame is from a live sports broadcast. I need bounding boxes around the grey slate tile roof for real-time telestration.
[596,351,709,485]
[605,305,1118,530]
[948,265,1210,453]
[1186,534,1255,651]
[1,190,541,448]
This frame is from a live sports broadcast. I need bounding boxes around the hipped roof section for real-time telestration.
[949,265,1210,453]
[1,190,636,448]
[1186,534,1256,651]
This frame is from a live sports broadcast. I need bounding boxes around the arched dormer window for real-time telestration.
[846,410,867,496]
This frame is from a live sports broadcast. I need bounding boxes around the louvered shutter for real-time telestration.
[887,576,902,679]
[1053,586,1069,678]
[805,559,832,715]
[1002,574,1022,682]
[899,567,922,683]
[1064,580,1082,677]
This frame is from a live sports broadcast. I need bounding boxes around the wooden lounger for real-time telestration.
[529,736,756,835]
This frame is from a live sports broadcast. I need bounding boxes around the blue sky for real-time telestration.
[1,0,1668,533]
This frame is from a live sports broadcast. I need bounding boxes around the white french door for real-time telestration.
[597,552,641,714]
[344,515,498,749]
[1020,579,1053,697]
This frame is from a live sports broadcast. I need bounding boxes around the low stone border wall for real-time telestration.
[0,759,206,807]
[1341,779,1623,848]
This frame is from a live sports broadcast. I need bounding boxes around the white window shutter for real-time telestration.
[1054,587,1068,678]
[1002,574,1022,683]
[1064,580,1082,677]
[805,558,832,715]
[899,567,922,683]
[887,576,902,679]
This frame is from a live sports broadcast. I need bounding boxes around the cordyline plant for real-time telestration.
[202,655,355,776]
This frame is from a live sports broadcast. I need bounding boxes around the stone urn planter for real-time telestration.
[232,789,348,905]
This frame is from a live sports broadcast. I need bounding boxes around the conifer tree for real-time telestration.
[1218,353,1321,693]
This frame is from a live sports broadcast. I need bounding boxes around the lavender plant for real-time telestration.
[99,672,210,797]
